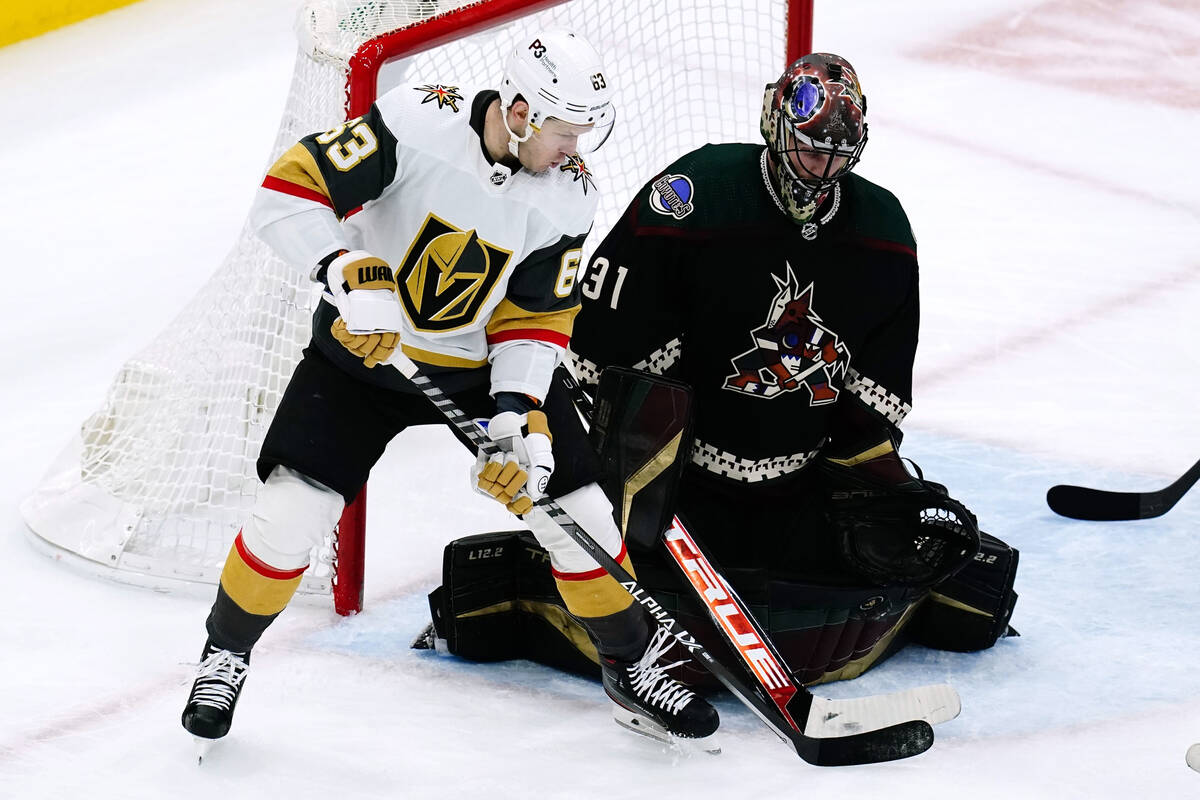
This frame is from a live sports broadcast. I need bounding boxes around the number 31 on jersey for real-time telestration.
[580,257,629,309]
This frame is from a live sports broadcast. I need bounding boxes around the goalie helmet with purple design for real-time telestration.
[760,53,868,223]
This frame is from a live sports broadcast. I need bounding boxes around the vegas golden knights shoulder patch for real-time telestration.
[414,84,464,112]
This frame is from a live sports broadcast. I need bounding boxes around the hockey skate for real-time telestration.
[181,639,250,761]
[601,625,720,753]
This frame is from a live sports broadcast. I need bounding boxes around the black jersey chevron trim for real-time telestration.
[845,368,910,426]
[691,440,821,483]
[630,337,682,376]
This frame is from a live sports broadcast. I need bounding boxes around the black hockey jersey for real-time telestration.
[570,143,918,488]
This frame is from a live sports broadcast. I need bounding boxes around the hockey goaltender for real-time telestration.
[422,53,1019,709]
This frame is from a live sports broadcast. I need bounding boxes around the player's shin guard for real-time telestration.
[204,466,343,652]
[184,531,307,742]
[206,530,308,650]
[525,483,647,657]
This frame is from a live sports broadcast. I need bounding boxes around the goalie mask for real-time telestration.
[499,29,616,158]
[760,53,868,223]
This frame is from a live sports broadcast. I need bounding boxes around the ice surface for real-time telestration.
[2,0,1199,797]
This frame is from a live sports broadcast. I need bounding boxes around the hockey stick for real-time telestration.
[391,352,936,765]
[662,513,959,741]
[563,369,959,735]
[1046,456,1200,521]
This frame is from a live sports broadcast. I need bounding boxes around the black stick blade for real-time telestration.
[792,721,935,766]
[1047,457,1200,521]
[1046,485,1144,521]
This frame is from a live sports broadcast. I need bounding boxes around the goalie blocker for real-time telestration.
[418,368,1019,685]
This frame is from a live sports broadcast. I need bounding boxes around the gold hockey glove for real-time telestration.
[330,318,399,369]
[325,250,403,335]
[472,411,554,515]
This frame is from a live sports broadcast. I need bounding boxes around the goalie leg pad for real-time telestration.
[423,531,926,689]
[906,531,1019,652]
[587,367,695,552]
[629,555,925,688]
[425,530,602,677]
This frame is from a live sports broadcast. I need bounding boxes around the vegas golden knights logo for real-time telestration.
[395,213,513,331]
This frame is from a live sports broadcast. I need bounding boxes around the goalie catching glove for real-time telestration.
[822,457,981,588]
[473,411,554,515]
[321,250,403,368]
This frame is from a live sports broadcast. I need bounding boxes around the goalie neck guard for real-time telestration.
[499,28,616,156]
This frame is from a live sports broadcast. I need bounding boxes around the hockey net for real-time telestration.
[21,0,810,615]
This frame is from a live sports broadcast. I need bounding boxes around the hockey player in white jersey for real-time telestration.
[181,29,719,755]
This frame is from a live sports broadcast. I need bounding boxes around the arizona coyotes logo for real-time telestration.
[395,213,512,331]
[724,265,850,402]
[558,154,594,195]
[414,84,464,112]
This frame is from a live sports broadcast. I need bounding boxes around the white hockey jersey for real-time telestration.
[250,83,598,399]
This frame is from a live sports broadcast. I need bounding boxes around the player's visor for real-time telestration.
[534,110,616,155]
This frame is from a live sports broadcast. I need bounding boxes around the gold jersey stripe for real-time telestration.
[400,343,488,369]
[265,143,334,206]
[485,298,579,340]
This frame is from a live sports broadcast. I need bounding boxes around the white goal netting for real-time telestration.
[21,0,797,604]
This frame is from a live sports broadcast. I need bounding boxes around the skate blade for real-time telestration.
[611,706,721,755]
[193,736,215,765]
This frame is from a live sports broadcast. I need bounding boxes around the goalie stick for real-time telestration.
[1046,456,1200,521]
[563,370,958,738]
[391,352,943,766]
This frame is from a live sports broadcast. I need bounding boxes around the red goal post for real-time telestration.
[21,0,814,616]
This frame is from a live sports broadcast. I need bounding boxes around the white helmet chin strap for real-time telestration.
[501,103,533,158]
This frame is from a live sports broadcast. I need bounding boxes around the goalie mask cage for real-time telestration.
[20,0,813,615]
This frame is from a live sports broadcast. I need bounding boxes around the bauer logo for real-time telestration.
[649,174,694,218]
